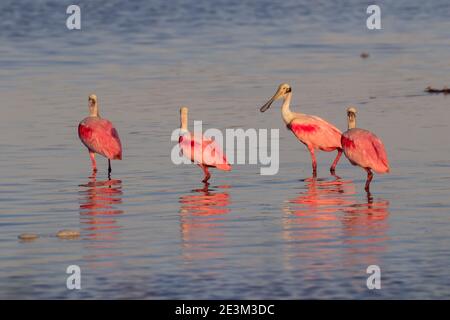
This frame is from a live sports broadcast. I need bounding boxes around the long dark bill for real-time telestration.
[260,96,275,112]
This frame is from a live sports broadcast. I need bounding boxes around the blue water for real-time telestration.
[0,0,450,299]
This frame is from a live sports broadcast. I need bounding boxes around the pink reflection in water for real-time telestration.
[179,183,231,262]
[282,176,389,274]
[79,172,124,247]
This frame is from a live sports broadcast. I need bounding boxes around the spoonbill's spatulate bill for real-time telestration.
[341,107,390,192]
[178,107,231,183]
[78,94,122,176]
[260,83,343,176]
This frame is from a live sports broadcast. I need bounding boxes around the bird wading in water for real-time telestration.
[341,107,390,192]
[178,107,231,183]
[260,83,343,176]
[78,94,122,177]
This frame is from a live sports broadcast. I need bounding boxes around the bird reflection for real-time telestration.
[341,192,389,266]
[79,172,124,245]
[282,176,389,274]
[179,183,231,262]
[282,176,355,265]
[285,176,356,215]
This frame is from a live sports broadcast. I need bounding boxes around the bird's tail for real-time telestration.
[216,163,232,171]
[113,152,122,160]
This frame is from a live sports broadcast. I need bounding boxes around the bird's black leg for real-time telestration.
[365,168,373,192]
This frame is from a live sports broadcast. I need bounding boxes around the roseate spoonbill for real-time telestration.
[260,83,343,176]
[78,94,122,176]
[178,107,231,183]
[341,107,390,192]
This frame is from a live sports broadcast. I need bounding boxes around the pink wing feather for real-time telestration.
[341,128,389,174]
[179,133,231,171]
[288,115,342,151]
[78,117,122,160]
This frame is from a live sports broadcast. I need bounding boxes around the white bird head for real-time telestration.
[88,94,99,117]
[347,106,357,117]
[346,106,357,129]
[88,94,97,107]
[260,83,292,112]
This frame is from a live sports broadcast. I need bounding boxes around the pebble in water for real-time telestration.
[18,233,39,241]
[56,230,80,239]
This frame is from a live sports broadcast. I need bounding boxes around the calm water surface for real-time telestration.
[1,0,450,299]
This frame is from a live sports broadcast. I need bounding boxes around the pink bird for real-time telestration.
[78,94,122,176]
[260,83,343,176]
[341,107,390,192]
[178,107,231,183]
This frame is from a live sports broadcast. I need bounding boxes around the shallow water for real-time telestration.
[1,0,450,299]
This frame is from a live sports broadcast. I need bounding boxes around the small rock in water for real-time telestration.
[360,52,370,59]
[18,233,39,241]
[56,230,80,239]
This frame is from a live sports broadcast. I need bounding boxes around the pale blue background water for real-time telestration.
[0,0,449,299]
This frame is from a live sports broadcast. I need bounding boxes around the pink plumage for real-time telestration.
[341,128,389,174]
[79,94,122,176]
[259,83,343,175]
[177,106,231,183]
[179,133,231,171]
[79,117,122,160]
[288,115,342,152]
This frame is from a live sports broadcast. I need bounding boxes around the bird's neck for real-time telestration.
[281,92,294,124]
[347,116,356,129]
[180,112,188,132]
[89,104,99,117]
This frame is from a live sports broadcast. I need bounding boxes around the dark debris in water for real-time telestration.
[425,86,450,94]
[360,52,370,59]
